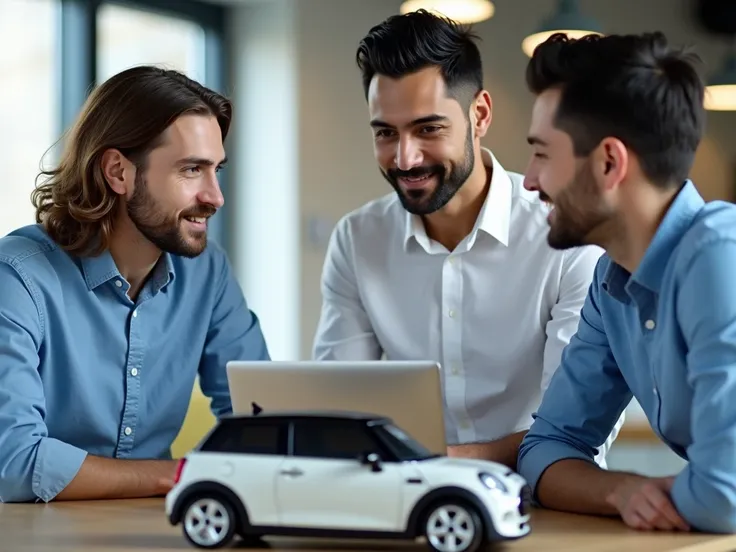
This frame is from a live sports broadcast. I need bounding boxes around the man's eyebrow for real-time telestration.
[369,114,451,128]
[176,156,228,167]
[527,135,548,147]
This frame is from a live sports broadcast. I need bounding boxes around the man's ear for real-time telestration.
[471,89,492,139]
[101,149,135,196]
[596,138,628,192]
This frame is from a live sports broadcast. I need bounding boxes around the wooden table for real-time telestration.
[2,498,735,552]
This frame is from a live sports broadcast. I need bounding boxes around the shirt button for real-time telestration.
[124,427,132,436]
[448,257,455,265]
[459,419,470,429]
[645,319,655,330]
[448,309,456,318]
[133,309,138,318]
[451,364,459,375]
[115,280,122,288]
[130,368,138,377]
[653,387,658,396]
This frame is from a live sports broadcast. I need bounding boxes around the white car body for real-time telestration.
[166,411,531,551]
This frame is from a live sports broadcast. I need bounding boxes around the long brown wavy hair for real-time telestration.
[32,65,232,256]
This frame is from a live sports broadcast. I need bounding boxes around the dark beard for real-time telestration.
[382,125,475,215]
[126,171,214,258]
[546,160,610,250]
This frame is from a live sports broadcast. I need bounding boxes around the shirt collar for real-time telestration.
[602,180,704,300]
[81,249,176,293]
[403,147,512,251]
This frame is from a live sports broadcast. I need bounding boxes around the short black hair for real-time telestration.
[355,9,483,108]
[526,32,705,189]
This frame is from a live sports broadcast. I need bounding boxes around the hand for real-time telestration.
[605,475,690,531]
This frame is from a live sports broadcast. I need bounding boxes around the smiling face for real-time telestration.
[524,88,615,250]
[367,67,478,215]
[125,114,226,257]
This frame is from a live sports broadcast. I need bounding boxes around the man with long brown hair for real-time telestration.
[0,66,270,502]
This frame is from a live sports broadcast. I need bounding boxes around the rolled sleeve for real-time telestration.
[30,438,88,502]
[312,216,382,360]
[671,239,736,533]
[0,260,87,503]
[198,247,270,419]
[518,258,632,499]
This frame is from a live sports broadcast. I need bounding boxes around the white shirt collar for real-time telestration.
[403,148,512,251]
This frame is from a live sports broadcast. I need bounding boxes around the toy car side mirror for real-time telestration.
[359,452,383,472]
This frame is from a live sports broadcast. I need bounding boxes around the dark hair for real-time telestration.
[526,32,705,188]
[355,9,483,107]
[32,65,232,256]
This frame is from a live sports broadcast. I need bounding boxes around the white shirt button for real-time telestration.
[130,368,138,377]
[459,419,470,429]
[653,387,658,396]
[124,427,132,436]
[451,364,459,375]
[133,309,138,318]
[115,280,122,288]
[645,319,655,330]
[448,257,455,265]
[448,309,456,318]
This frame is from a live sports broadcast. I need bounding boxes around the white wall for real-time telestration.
[227,0,736,376]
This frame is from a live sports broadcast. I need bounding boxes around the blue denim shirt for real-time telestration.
[518,181,736,533]
[0,224,270,503]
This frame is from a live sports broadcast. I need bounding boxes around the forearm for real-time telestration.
[448,431,527,469]
[55,455,177,501]
[537,459,644,515]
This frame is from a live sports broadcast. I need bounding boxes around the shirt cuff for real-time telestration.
[518,439,594,501]
[32,438,88,502]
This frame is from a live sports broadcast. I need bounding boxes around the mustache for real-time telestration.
[180,204,217,219]
[388,165,443,179]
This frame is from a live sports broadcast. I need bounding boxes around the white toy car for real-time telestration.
[166,410,531,551]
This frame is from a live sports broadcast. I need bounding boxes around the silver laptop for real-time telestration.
[226,360,446,454]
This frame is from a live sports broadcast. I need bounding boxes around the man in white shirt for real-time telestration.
[312,9,622,468]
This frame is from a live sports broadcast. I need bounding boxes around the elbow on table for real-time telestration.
[0,474,36,503]
[680,483,736,534]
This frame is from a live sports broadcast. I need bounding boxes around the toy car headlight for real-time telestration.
[479,472,508,493]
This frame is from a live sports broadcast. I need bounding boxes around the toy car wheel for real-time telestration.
[423,501,484,552]
[182,495,237,549]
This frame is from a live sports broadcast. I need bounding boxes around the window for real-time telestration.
[96,3,206,84]
[292,419,384,460]
[199,420,285,455]
[0,0,59,238]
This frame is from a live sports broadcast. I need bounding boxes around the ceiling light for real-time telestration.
[705,48,736,111]
[399,0,495,24]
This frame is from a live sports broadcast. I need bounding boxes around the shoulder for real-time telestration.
[329,193,405,252]
[0,224,58,266]
[681,200,736,252]
[0,224,66,291]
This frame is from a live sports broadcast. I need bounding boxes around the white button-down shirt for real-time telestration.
[313,149,622,464]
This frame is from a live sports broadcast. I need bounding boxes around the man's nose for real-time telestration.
[395,137,423,171]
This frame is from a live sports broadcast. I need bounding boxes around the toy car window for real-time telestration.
[199,420,285,455]
[291,419,386,460]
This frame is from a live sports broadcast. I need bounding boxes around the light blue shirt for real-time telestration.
[518,181,736,533]
[0,224,269,503]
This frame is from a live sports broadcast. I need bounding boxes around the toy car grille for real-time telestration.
[518,485,532,516]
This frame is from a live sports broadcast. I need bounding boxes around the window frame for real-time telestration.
[59,0,231,250]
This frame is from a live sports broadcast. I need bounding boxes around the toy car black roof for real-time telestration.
[219,407,392,424]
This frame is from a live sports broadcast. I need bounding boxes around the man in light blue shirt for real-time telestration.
[0,66,269,503]
[518,31,736,533]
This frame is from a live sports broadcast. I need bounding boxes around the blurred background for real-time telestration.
[4,0,736,475]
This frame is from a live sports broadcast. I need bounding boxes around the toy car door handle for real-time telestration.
[279,467,304,477]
